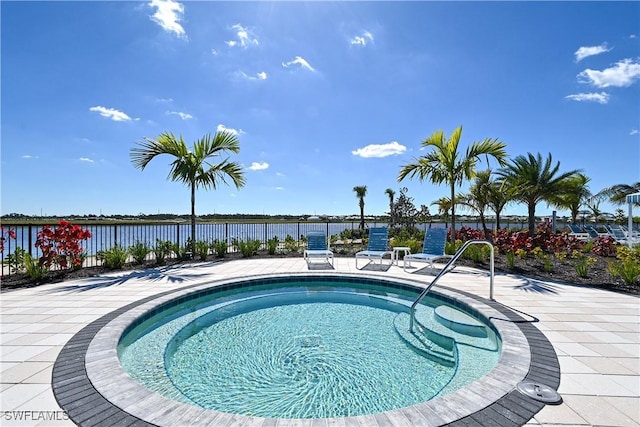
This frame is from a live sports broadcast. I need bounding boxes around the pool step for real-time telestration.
[434,305,488,338]
[393,313,457,367]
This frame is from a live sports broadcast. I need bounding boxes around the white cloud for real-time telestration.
[578,58,640,88]
[217,124,245,135]
[282,56,315,72]
[226,23,258,48]
[79,157,94,163]
[210,48,218,55]
[89,106,135,121]
[248,162,269,171]
[22,154,38,159]
[148,0,187,38]
[352,141,407,158]
[274,186,284,190]
[239,71,268,81]
[631,129,639,135]
[166,111,194,120]
[631,34,637,39]
[350,31,374,46]
[275,172,285,177]
[574,43,611,62]
[565,92,610,104]
[156,97,173,103]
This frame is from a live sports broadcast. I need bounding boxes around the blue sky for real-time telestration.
[2,1,639,218]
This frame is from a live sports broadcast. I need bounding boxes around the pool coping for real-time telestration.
[52,272,560,427]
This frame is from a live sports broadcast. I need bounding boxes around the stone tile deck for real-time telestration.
[1,257,638,426]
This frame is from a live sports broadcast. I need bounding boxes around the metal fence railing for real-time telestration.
[0,219,577,277]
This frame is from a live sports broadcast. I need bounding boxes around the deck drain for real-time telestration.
[516,381,562,404]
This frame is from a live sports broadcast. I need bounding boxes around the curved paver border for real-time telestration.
[53,272,559,427]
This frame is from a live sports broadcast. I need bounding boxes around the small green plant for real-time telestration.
[284,234,299,253]
[171,238,191,260]
[608,246,640,285]
[5,247,26,273]
[582,240,594,253]
[154,239,173,265]
[211,240,227,258]
[542,255,553,273]
[97,246,128,269]
[195,240,210,261]
[267,236,279,255]
[515,248,528,260]
[23,253,46,280]
[234,238,262,257]
[129,241,151,265]
[574,254,596,278]
[506,250,516,268]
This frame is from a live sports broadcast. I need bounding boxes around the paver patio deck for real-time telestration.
[1,257,638,426]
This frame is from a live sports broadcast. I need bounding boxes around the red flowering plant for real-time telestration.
[35,221,92,270]
[0,226,17,253]
[591,236,617,257]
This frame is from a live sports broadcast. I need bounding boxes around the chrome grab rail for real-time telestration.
[409,239,495,333]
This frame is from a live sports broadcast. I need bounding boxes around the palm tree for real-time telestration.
[398,126,507,245]
[594,182,640,206]
[496,152,580,237]
[384,188,395,226]
[487,178,514,230]
[549,173,591,224]
[353,185,368,230]
[458,170,493,240]
[131,131,246,257]
[431,197,453,229]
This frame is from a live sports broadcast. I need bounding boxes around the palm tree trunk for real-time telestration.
[359,200,365,230]
[528,202,536,237]
[191,182,196,259]
[450,182,456,245]
[480,212,491,241]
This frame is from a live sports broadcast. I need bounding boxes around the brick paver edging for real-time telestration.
[52,277,559,427]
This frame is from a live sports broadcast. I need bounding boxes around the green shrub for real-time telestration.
[574,254,596,278]
[6,247,26,273]
[171,239,191,260]
[211,240,227,258]
[234,238,262,257]
[608,246,640,284]
[195,240,209,261]
[97,246,128,269]
[506,250,515,268]
[24,253,46,280]
[267,236,279,255]
[284,234,299,252]
[129,241,151,265]
[154,239,173,265]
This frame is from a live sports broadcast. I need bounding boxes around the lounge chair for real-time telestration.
[568,224,589,240]
[303,232,334,267]
[403,228,450,273]
[355,227,392,269]
[583,225,601,240]
[606,225,629,244]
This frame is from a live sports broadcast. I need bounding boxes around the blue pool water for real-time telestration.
[118,279,501,419]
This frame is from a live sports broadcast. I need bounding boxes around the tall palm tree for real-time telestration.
[353,185,368,230]
[549,173,591,224]
[398,126,507,245]
[131,131,246,257]
[384,188,395,226]
[594,182,640,206]
[496,152,580,237]
[458,170,493,240]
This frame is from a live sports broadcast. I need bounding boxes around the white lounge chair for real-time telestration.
[355,227,392,269]
[403,228,450,273]
[303,232,334,267]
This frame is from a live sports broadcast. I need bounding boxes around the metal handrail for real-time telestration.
[409,239,495,332]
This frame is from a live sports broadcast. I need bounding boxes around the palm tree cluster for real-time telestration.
[395,125,634,242]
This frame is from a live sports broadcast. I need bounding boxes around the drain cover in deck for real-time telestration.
[516,381,562,404]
